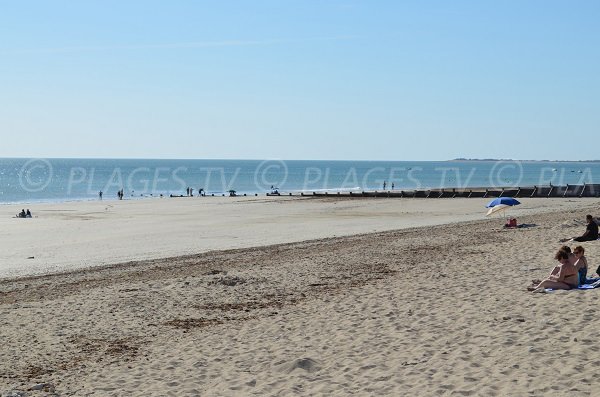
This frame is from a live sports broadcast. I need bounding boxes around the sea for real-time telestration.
[1,158,599,204]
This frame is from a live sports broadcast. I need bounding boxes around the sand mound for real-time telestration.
[276,358,321,374]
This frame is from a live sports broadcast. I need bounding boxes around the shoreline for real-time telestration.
[2,180,598,207]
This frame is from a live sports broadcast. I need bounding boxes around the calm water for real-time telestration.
[0,158,599,204]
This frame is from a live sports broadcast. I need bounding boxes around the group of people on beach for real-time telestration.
[15,209,32,218]
[97,187,210,200]
[528,215,600,293]
[185,187,206,196]
[528,245,594,292]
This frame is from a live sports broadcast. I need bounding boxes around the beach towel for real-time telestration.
[537,279,600,293]
[577,279,600,290]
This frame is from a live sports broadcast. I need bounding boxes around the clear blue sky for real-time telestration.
[0,1,598,160]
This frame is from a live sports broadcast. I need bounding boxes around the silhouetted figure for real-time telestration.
[383,181,387,190]
[99,191,103,200]
[26,209,32,218]
[391,183,395,190]
[17,209,26,218]
[574,215,599,242]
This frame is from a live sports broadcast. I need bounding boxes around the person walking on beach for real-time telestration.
[383,181,387,190]
[99,191,103,200]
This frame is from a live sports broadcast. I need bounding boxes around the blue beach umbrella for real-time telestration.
[485,197,521,208]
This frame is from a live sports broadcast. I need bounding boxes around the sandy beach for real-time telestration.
[0,196,591,278]
[2,197,600,396]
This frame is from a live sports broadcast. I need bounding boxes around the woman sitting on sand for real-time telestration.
[529,250,579,292]
[573,246,588,285]
[531,246,574,286]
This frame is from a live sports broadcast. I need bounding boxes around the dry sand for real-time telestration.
[0,196,591,278]
[2,197,600,396]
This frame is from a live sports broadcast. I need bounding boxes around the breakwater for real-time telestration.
[267,184,600,198]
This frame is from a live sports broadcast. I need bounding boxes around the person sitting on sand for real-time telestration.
[573,246,588,285]
[562,215,599,242]
[17,209,26,218]
[25,209,32,218]
[531,246,574,286]
[529,250,579,292]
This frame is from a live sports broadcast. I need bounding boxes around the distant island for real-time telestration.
[450,158,600,163]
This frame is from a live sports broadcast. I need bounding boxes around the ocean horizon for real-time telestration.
[1,158,599,205]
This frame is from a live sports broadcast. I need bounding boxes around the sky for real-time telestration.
[0,0,599,161]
